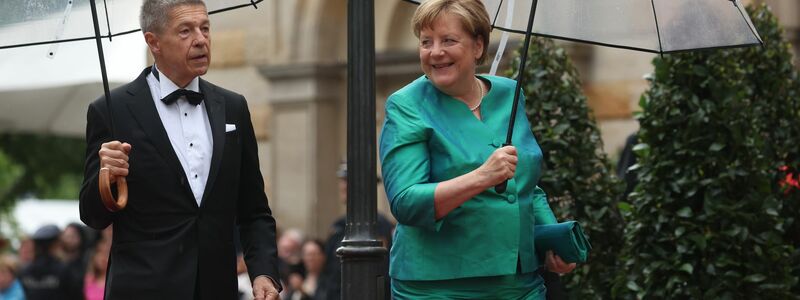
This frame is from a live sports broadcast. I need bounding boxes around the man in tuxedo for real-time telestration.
[79,1,280,299]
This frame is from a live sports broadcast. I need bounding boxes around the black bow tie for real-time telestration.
[161,89,204,106]
[152,66,204,106]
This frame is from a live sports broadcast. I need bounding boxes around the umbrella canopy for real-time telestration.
[402,0,763,193]
[0,0,264,134]
[0,82,123,136]
[0,0,263,50]
[403,0,762,54]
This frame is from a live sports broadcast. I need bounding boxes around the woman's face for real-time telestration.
[60,226,82,252]
[418,13,483,93]
[93,242,110,274]
[302,242,325,274]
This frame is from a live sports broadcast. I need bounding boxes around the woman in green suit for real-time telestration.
[379,0,576,299]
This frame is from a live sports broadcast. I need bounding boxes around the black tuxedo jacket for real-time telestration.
[79,67,280,299]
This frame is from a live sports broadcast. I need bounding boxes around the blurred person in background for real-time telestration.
[300,240,325,298]
[59,223,91,265]
[277,228,305,285]
[83,239,111,300]
[282,263,310,300]
[0,237,9,254]
[316,162,394,300]
[16,239,34,269]
[60,223,92,300]
[18,224,66,300]
[236,251,254,300]
[0,255,26,300]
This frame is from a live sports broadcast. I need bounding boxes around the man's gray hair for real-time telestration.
[140,0,206,33]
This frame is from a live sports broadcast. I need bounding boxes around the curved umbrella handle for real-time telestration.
[99,167,128,212]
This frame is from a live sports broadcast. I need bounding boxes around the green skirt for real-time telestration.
[392,273,545,300]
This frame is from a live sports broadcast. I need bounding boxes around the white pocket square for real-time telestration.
[225,124,236,132]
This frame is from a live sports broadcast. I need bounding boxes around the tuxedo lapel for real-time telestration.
[200,79,225,207]
[124,68,191,191]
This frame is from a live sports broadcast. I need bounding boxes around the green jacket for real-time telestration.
[379,75,557,281]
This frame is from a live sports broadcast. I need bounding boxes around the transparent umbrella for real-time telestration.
[403,0,762,192]
[0,0,263,51]
[0,0,265,211]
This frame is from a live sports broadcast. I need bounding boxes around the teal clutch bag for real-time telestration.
[534,221,592,264]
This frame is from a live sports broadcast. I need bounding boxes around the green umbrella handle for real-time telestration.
[99,167,128,212]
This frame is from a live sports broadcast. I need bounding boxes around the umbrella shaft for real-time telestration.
[505,0,538,145]
[89,0,115,137]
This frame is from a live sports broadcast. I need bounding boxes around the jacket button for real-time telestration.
[492,138,504,148]
[507,194,517,203]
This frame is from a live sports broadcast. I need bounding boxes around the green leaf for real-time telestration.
[618,201,632,212]
[676,207,693,218]
[709,143,725,152]
[674,226,686,237]
[680,263,694,274]
[693,65,709,76]
[687,234,707,250]
[765,207,778,216]
[553,123,570,135]
[626,281,641,291]
[632,143,650,152]
[743,274,766,283]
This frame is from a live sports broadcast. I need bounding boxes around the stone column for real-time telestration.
[258,64,346,237]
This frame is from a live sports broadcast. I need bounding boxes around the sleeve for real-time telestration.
[379,94,443,231]
[532,186,558,225]
[79,100,115,230]
[234,96,282,291]
[515,84,558,226]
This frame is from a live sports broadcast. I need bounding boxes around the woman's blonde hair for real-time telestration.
[412,0,492,65]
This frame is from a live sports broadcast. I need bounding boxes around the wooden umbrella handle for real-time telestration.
[99,167,128,212]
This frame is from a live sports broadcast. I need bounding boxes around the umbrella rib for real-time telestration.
[0,29,140,51]
[209,0,264,14]
[0,1,264,51]
[104,0,113,42]
[650,0,664,54]
[732,0,763,45]
[491,0,504,29]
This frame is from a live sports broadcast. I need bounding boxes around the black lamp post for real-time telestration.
[337,0,388,299]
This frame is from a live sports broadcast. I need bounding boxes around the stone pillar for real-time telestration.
[258,64,346,237]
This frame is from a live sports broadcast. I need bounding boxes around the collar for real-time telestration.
[152,64,200,99]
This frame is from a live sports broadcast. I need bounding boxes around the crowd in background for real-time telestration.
[0,223,111,300]
[1,162,395,300]
[274,218,394,300]
[267,162,395,300]
[1,217,394,300]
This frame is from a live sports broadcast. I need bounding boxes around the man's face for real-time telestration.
[147,4,211,87]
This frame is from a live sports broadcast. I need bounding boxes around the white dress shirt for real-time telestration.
[146,65,213,206]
